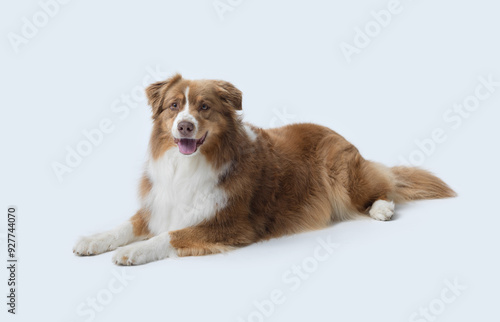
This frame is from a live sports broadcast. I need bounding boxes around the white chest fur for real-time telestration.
[143,149,228,236]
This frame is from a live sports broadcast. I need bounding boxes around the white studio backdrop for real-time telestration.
[1,0,499,322]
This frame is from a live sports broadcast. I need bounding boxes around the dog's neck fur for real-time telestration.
[206,118,252,170]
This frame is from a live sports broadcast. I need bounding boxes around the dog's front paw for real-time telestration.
[73,233,119,256]
[369,200,395,221]
[112,235,176,266]
[112,243,156,266]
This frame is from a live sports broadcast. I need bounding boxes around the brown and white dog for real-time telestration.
[73,74,456,265]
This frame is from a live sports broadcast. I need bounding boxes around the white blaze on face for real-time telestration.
[172,86,198,138]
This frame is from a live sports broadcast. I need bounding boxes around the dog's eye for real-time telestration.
[170,103,178,110]
[200,104,210,111]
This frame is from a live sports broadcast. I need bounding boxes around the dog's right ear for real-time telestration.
[146,74,182,118]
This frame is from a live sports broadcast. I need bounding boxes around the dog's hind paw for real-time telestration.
[369,200,395,221]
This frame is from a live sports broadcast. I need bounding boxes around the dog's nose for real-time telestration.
[177,121,195,137]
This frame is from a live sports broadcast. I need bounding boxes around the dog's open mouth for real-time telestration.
[174,132,208,155]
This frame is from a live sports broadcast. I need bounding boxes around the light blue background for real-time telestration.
[1,0,499,321]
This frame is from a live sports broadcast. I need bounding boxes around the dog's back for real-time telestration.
[241,123,456,242]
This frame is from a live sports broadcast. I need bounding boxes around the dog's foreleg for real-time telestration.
[73,209,150,256]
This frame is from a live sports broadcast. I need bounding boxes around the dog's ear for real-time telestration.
[146,74,182,118]
[215,80,242,110]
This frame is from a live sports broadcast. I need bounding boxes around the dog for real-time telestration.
[73,74,456,265]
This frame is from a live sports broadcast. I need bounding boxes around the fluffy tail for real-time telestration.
[390,166,456,203]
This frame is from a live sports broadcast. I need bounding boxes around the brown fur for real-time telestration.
[130,208,151,238]
[390,166,457,202]
[137,75,456,257]
[138,174,152,199]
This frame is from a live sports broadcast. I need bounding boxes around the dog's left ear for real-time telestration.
[216,81,242,110]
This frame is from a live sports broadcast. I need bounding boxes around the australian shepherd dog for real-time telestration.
[74,74,456,265]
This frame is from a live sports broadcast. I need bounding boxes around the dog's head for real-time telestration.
[146,74,242,157]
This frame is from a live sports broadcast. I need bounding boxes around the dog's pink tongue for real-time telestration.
[178,138,197,155]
